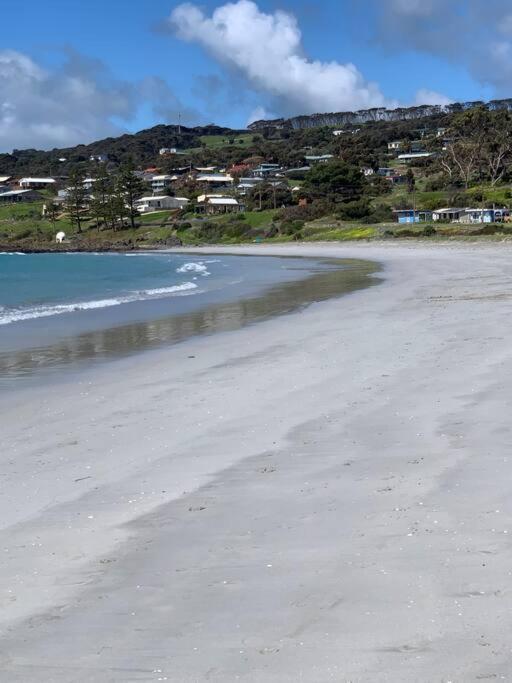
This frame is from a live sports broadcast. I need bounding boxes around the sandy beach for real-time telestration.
[3,241,512,682]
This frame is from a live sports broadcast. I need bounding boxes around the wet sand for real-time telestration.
[2,242,512,681]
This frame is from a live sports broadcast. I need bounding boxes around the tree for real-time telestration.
[64,168,88,233]
[406,168,416,194]
[117,160,145,229]
[442,108,488,188]
[45,200,59,228]
[480,111,512,185]
[89,165,113,230]
[304,161,365,203]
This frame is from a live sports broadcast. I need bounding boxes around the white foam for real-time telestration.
[0,282,198,326]
[0,252,26,256]
[176,262,210,276]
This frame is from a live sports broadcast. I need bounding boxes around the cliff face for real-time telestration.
[248,99,512,131]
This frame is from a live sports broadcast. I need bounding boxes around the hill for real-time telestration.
[248,98,512,131]
[0,124,248,177]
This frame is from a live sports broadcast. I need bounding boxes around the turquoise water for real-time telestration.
[0,252,231,324]
[0,251,377,384]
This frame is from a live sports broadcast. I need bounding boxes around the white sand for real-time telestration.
[2,242,512,681]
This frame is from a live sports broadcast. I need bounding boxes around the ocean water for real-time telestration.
[0,251,378,384]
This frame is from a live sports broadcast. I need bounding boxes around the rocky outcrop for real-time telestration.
[248,99,512,131]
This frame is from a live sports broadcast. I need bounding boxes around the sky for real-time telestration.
[0,0,509,152]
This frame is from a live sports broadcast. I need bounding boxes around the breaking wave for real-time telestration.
[0,282,198,326]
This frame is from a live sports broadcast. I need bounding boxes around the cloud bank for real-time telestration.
[169,0,392,119]
[0,50,139,152]
[374,0,512,95]
[0,49,198,153]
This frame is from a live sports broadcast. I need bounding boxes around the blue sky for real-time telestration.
[0,0,506,150]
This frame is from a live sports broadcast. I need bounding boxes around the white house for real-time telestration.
[388,141,402,151]
[304,154,334,163]
[159,147,177,155]
[19,177,56,189]
[197,194,244,214]
[0,189,41,203]
[134,196,189,213]
[398,152,434,162]
[151,175,174,193]
[89,154,108,163]
[432,207,466,222]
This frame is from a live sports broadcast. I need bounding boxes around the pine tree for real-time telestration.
[64,169,88,233]
[118,160,145,229]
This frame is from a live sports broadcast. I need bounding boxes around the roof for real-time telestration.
[208,197,239,206]
[433,207,465,213]
[0,176,11,183]
[398,153,433,159]
[152,175,173,181]
[19,177,56,183]
[197,174,233,182]
[135,195,188,203]
[0,189,34,197]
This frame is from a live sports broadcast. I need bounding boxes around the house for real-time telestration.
[134,196,189,213]
[333,130,346,136]
[159,147,178,155]
[252,164,282,178]
[388,141,402,151]
[89,154,108,163]
[393,209,433,224]
[398,152,434,162]
[456,208,509,224]
[19,177,56,189]
[0,189,42,203]
[197,194,244,214]
[195,166,218,173]
[151,175,174,193]
[432,207,466,222]
[237,177,264,193]
[83,178,96,191]
[377,167,397,177]
[361,167,375,177]
[304,154,334,163]
[196,173,234,187]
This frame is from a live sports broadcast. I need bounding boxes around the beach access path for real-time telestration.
[2,242,512,681]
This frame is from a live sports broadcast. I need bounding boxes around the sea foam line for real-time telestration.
[0,282,198,326]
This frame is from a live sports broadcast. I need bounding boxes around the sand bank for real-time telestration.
[2,242,512,681]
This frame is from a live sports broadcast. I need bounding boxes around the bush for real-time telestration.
[422,225,436,236]
[336,199,371,220]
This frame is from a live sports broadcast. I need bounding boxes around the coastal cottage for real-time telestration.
[252,164,282,178]
[134,196,189,213]
[456,208,509,224]
[196,173,234,187]
[19,177,56,189]
[151,175,174,194]
[393,209,433,224]
[304,154,334,164]
[197,194,244,215]
[0,189,42,203]
[398,152,434,163]
[432,207,466,222]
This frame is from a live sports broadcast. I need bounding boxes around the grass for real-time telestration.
[198,133,254,150]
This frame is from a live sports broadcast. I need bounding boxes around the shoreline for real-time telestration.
[3,242,512,680]
[0,253,378,387]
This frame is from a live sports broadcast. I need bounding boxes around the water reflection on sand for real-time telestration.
[0,258,379,384]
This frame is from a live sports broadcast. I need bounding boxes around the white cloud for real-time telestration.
[415,88,453,106]
[0,49,138,152]
[169,0,392,117]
